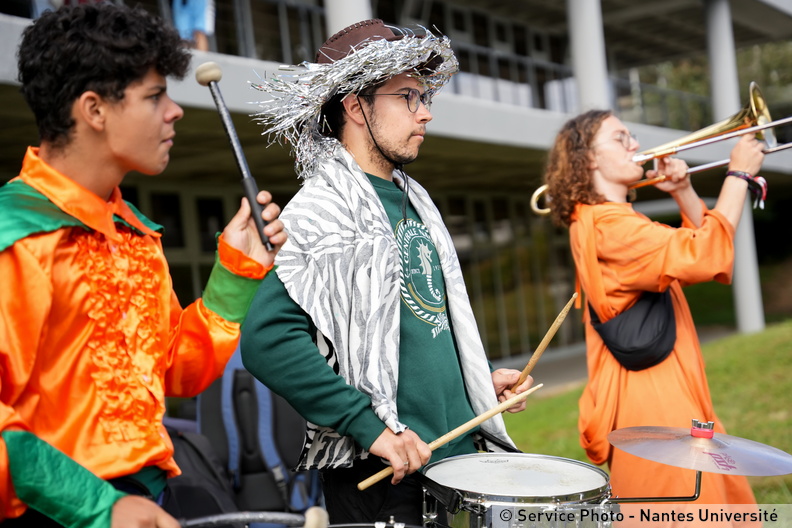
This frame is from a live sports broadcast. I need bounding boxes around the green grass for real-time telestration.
[503,319,792,503]
[682,261,792,327]
[684,281,737,327]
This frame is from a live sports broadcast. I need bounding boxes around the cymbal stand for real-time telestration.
[608,470,702,504]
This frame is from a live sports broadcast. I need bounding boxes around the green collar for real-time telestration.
[0,180,163,252]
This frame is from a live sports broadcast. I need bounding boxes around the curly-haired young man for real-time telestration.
[0,4,286,527]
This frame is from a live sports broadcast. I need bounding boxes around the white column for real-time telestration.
[566,0,611,111]
[705,0,766,333]
[706,0,740,116]
[323,0,373,36]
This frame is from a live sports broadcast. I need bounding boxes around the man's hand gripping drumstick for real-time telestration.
[357,384,544,491]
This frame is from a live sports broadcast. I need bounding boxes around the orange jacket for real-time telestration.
[570,201,755,506]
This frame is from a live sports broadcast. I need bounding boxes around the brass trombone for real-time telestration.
[530,82,792,216]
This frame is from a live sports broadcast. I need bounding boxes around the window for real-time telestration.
[151,193,185,248]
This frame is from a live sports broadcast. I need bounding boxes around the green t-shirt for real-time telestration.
[366,174,477,463]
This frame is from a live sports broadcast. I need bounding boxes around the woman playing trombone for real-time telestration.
[543,110,764,507]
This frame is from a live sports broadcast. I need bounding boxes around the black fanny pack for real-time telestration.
[589,290,676,371]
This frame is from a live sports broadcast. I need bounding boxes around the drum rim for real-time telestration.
[328,525,423,528]
[422,452,611,504]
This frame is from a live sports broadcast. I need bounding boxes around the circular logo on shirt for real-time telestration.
[396,218,450,337]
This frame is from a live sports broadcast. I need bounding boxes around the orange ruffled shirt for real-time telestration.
[0,148,268,519]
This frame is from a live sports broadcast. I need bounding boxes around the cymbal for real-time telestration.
[608,426,792,476]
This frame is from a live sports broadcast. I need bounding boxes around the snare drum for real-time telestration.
[421,453,613,528]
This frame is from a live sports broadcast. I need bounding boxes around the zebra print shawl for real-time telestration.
[276,147,514,470]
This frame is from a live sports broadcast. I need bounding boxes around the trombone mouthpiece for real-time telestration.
[195,62,223,86]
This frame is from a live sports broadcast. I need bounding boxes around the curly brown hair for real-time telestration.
[543,110,612,227]
[17,3,190,148]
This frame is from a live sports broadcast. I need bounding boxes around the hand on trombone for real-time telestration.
[728,133,765,178]
[716,133,766,226]
[646,156,692,195]
[652,135,765,228]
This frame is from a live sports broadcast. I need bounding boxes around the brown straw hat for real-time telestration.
[252,18,458,179]
[316,19,403,64]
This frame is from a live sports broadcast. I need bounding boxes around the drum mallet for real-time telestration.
[356,383,544,491]
[510,292,577,391]
[195,61,273,251]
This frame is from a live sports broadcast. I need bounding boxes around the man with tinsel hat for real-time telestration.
[240,18,533,524]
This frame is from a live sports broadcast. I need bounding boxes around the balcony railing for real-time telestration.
[5,0,712,132]
[450,41,712,130]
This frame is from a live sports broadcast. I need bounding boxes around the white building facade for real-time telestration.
[2,0,792,363]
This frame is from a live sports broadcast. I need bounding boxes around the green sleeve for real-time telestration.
[3,430,126,528]
[202,253,262,324]
[240,273,385,449]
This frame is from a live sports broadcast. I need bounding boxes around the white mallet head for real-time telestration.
[302,507,329,528]
[195,61,223,86]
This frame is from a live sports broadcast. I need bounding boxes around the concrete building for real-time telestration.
[2,0,791,366]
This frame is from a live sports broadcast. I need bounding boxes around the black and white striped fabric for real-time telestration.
[275,147,514,470]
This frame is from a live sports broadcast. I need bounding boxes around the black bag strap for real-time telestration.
[411,471,464,514]
[476,429,522,453]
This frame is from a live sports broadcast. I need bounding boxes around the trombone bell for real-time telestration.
[530,184,550,216]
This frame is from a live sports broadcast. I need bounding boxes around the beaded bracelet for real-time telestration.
[726,170,767,209]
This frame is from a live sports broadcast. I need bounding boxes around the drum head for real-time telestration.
[423,453,609,504]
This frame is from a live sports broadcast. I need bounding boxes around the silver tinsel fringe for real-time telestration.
[249,29,459,180]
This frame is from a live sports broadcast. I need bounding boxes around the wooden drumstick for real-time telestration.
[510,292,577,392]
[356,383,544,491]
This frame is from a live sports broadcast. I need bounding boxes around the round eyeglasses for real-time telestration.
[592,131,637,150]
[368,88,433,113]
